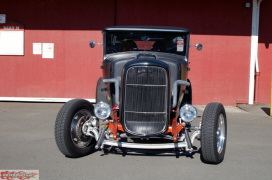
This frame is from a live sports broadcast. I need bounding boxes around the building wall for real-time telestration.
[0,0,271,105]
[115,0,253,105]
[257,0,272,104]
[0,0,113,99]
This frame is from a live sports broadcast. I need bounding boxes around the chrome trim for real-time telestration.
[102,130,200,151]
[103,140,187,149]
[123,66,168,136]
[217,114,226,153]
[103,78,119,105]
[190,130,200,145]
[89,41,103,48]
[189,43,203,51]
[87,127,99,141]
[172,80,190,108]
[95,126,108,149]
[82,117,99,141]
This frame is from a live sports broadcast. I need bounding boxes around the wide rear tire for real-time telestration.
[201,102,227,164]
[55,99,96,158]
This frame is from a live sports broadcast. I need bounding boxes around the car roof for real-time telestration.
[103,26,190,33]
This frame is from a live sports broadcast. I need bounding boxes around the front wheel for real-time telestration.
[54,99,96,158]
[200,102,227,164]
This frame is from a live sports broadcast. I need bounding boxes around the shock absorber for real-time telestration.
[95,125,108,149]
[184,128,193,152]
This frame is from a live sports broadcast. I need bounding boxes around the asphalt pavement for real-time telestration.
[0,102,271,180]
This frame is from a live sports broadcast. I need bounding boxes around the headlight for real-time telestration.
[179,104,197,122]
[94,102,111,120]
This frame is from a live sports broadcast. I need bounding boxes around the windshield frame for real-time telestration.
[103,26,190,58]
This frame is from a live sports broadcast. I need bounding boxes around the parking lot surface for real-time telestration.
[0,102,272,180]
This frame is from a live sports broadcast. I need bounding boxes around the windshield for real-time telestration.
[105,31,188,56]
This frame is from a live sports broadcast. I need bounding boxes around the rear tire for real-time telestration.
[201,102,227,164]
[55,99,96,158]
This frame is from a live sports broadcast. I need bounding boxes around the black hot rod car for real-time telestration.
[55,26,227,164]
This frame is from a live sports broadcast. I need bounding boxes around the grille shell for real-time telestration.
[122,65,169,136]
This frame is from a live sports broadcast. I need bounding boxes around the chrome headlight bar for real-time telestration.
[172,80,190,108]
[103,78,119,105]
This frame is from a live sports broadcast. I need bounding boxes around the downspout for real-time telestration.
[248,0,263,104]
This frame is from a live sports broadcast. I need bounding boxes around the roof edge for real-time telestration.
[103,26,190,33]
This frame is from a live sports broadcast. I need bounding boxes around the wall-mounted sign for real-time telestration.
[42,43,54,58]
[0,14,6,24]
[0,21,24,55]
[33,43,42,54]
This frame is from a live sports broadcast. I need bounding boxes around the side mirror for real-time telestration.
[90,41,96,48]
[89,41,103,48]
[196,43,203,51]
[190,43,203,51]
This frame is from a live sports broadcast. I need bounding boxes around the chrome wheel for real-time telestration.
[55,99,96,157]
[217,114,225,154]
[201,102,227,164]
[70,109,93,148]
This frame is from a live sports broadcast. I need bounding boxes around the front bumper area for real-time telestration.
[101,130,200,151]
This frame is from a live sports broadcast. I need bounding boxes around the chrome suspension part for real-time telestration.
[82,116,99,141]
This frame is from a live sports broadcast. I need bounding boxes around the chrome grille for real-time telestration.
[123,66,168,136]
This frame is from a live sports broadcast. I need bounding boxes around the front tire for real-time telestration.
[201,102,227,164]
[55,99,96,158]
